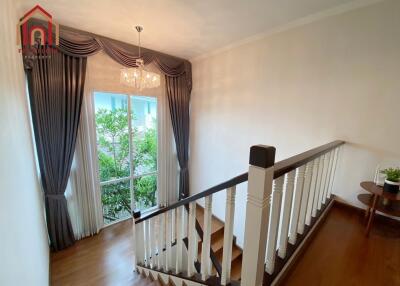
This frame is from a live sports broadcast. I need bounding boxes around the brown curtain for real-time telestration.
[166,76,191,198]
[26,47,87,251]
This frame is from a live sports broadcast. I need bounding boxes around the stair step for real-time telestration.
[211,231,224,253]
[196,206,225,234]
[195,204,243,281]
[215,244,242,263]
[231,255,242,281]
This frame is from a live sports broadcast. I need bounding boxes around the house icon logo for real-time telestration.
[17,5,59,52]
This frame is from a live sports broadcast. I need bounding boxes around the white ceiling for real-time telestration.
[18,0,372,60]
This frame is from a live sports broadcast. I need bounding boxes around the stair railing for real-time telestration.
[241,140,344,285]
[133,140,344,286]
[133,170,248,285]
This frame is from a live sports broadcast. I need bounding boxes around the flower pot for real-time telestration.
[383,179,400,194]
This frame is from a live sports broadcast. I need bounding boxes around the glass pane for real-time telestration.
[101,180,131,224]
[134,174,157,211]
[131,96,158,176]
[94,92,129,182]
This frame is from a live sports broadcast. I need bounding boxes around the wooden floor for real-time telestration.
[50,219,142,286]
[283,203,400,286]
[51,204,400,286]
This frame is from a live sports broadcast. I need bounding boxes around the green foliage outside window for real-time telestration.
[96,107,157,223]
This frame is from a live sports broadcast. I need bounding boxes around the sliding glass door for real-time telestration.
[94,92,158,225]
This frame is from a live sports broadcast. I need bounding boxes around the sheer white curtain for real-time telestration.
[66,94,103,239]
[66,51,178,239]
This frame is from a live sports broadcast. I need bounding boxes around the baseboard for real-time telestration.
[333,199,400,225]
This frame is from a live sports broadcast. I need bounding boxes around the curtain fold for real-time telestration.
[65,93,103,239]
[165,76,190,199]
[27,48,87,251]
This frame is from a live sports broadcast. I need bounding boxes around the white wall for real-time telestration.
[0,0,49,285]
[190,0,400,246]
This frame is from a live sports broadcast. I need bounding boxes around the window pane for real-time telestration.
[131,96,158,176]
[94,92,129,182]
[134,174,157,210]
[101,180,131,224]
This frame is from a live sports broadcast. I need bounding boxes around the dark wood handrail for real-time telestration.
[135,172,248,224]
[273,140,345,179]
[135,140,344,224]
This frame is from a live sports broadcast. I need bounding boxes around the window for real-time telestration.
[94,92,158,225]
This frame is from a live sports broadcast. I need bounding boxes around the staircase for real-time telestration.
[133,141,345,286]
[196,206,243,281]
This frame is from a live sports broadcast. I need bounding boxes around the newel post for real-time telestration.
[241,145,276,286]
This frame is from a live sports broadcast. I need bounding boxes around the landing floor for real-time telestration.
[283,203,400,285]
[50,203,400,285]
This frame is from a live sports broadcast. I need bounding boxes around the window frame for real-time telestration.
[93,91,159,225]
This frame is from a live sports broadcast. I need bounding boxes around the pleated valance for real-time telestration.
[24,19,192,92]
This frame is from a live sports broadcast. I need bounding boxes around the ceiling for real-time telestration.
[18,0,369,60]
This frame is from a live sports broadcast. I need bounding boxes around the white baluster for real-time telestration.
[158,215,164,270]
[144,219,151,267]
[187,202,197,277]
[241,145,275,286]
[312,156,323,217]
[135,222,145,266]
[132,220,137,267]
[165,211,172,272]
[288,165,306,245]
[201,196,213,280]
[176,206,184,274]
[278,171,296,258]
[150,218,157,268]
[171,208,176,243]
[318,154,328,210]
[306,158,319,225]
[322,151,333,204]
[297,161,314,234]
[328,147,340,198]
[265,176,284,274]
[221,187,236,285]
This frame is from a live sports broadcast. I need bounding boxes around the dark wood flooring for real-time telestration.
[282,203,400,286]
[50,204,400,286]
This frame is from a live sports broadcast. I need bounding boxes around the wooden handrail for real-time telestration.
[135,140,344,224]
[273,140,345,179]
[134,172,248,224]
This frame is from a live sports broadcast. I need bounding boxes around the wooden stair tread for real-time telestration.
[195,204,243,281]
[215,244,242,263]
[196,206,225,234]
[230,256,243,281]
[211,232,224,253]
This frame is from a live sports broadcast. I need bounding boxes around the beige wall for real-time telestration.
[190,0,400,245]
[0,0,49,285]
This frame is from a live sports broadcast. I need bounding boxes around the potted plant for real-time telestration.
[380,167,400,193]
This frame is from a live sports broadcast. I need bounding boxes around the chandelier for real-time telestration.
[120,26,160,90]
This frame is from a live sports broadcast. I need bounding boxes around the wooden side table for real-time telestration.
[358,181,400,237]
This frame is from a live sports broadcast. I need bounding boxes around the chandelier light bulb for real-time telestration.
[120,26,160,90]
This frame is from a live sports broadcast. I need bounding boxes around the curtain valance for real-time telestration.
[24,19,192,92]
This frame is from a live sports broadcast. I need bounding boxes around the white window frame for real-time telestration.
[94,91,159,225]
